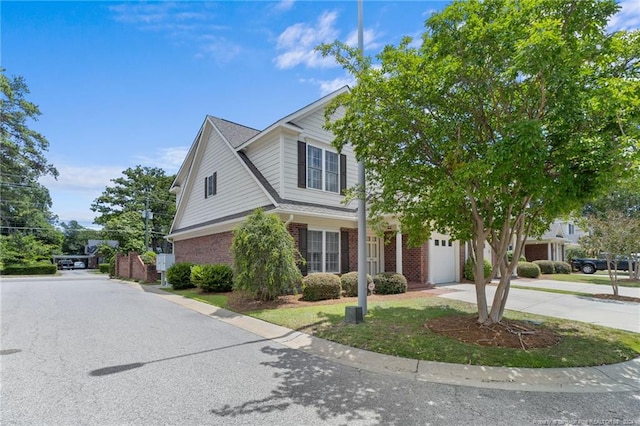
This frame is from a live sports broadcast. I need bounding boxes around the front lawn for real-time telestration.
[162,287,640,368]
[543,273,640,287]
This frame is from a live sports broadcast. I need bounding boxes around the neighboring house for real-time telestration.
[524,219,586,262]
[166,87,461,284]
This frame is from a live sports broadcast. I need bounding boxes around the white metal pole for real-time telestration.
[357,0,367,316]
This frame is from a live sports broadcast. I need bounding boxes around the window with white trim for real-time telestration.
[307,230,340,273]
[307,145,339,193]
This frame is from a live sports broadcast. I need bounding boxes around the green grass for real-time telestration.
[163,287,229,308]
[160,287,640,368]
[511,285,591,297]
[543,273,640,287]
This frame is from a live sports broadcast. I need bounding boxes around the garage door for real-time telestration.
[429,233,457,284]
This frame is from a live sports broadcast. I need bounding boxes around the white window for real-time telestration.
[307,230,340,273]
[205,172,217,198]
[307,145,339,193]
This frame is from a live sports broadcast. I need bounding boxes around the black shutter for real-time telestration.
[339,154,347,195]
[298,226,308,276]
[204,177,208,198]
[298,141,306,188]
[212,172,217,196]
[341,230,349,273]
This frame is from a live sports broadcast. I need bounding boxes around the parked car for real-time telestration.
[571,257,636,274]
[58,260,73,270]
[73,261,85,269]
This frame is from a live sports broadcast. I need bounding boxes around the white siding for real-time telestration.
[244,135,281,195]
[173,129,272,231]
[283,107,357,207]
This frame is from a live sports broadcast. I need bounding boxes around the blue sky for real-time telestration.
[2,1,639,229]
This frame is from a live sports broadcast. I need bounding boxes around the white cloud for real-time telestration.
[274,11,341,69]
[135,146,189,174]
[344,28,383,51]
[608,0,640,31]
[40,164,125,193]
[109,2,236,61]
[301,76,355,96]
[273,0,295,13]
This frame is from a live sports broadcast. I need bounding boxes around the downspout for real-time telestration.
[284,215,294,226]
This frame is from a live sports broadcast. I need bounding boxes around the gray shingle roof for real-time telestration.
[208,116,260,148]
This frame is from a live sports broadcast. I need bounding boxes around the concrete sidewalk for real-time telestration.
[129,282,640,394]
[437,278,640,333]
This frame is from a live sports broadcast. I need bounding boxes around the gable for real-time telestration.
[170,121,273,235]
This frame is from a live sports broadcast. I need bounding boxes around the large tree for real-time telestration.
[60,220,102,255]
[321,0,639,324]
[91,165,175,253]
[0,68,62,265]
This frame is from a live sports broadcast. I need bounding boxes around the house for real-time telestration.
[524,219,586,262]
[166,87,462,285]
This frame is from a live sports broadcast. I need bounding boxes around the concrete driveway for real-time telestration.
[435,278,640,333]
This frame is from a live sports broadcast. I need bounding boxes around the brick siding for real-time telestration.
[525,243,548,261]
[174,232,234,265]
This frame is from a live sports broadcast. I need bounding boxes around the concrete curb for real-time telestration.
[131,282,640,393]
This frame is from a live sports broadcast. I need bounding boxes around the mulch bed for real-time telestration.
[426,314,562,349]
[592,294,640,303]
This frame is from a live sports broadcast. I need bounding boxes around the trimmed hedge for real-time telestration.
[191,264,233,293]
[517,261,541,278]
[373,272,407,295]
[99,263,110,273]
[464,258,493,282]
[340,271,373,297]
[533,260,554,274]
[302,273,342,301]
[167,262,196,289]
[0,263,57,275]
[553,261,572,274]
[140,251,157,265]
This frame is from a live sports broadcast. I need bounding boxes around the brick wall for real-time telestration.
[341,227,358,273]
[525,243,548,261]
[115,252,158,283]
[382,233,428,284]
[174,232,234,265]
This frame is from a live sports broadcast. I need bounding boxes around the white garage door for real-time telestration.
[429,233,457,284]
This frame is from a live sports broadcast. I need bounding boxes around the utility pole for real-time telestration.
[143,190,152,252]
[346,0,367,324]
[356,0,367,317]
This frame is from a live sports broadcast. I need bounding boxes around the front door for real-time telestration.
[366,236,379,276]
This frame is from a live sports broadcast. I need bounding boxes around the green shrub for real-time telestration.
[302,273,341,301]
[507,250,527,262]
[373,272,408,295]
[464,258,493,281]
[191,264,234,292]
[109,257,116,277]
[517,261,541,278]
[140,251,157,265]
[167,262,196,289]
[232,209,302,301]
[0,263,57,275]
[98,263,110,273]
[553,261,572,274]
[566,247,587,262]
[533,260,554,274]
[340,271,373,297]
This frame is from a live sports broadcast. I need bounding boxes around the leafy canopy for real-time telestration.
[320,0,639,323]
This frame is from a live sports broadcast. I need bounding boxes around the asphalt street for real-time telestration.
[1,272,639,425]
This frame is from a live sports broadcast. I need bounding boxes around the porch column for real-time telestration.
[547,244,552,261]
[396,230,403,274]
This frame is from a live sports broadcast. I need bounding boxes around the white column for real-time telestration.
[396,230,403,274]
